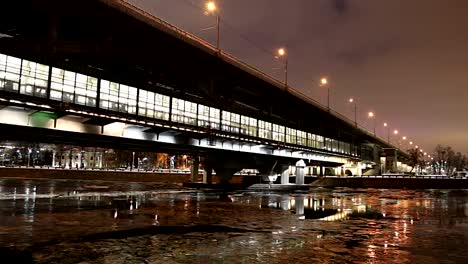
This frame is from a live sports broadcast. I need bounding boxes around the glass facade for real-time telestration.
[138,90,170,121]
[258,120,272,140]
[50,68,98,107]
[297,130,307,146]
[316,135,324,149]
[221,111,241,133]
[286,127,297,144]
[171,98,197,125]
[0,54,21,92]
[240,116,257,137]
[198,104,220,129]
[272,124,285,142]
[20,60,49,98]
[0,52,358,157]
[99,80,137,114]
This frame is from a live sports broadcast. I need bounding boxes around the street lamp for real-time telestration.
[368,111,376,136]
[349,98,357,127]
[320,77,329,111]
[392,129,398,145]
[206,1,220,52]
[277,47,288,90]
[384,122,390,143]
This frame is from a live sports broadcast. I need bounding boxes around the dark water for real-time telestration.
[0,178,467,263]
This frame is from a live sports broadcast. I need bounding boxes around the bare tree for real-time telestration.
[407,148,423,173]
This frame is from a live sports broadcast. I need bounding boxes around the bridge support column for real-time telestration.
[357,162,362,176]
[203,164,213,184]
[319,166,324,177]
[191,156,199,182]
[52,150,56,167]
[295,160,305,185]
[281,165,290,184]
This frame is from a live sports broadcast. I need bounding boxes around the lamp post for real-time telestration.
[393,129,399,145]
[384,123,390,143]
[206,1,220,52]
[277,47,288,90]
[368,111,375,136]
[320,77,329,111]
[349,98,357,127]
[27,148,32,167]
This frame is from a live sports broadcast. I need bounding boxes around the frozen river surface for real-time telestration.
[0,178,467,263]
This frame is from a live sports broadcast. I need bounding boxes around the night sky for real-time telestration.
[128,0,468,154]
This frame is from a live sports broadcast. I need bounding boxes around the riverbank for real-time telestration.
[311,177,468,189]
[2,168,468,189]
[0,167,262,187]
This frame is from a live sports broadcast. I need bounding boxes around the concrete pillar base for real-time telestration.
[295,160,305,185]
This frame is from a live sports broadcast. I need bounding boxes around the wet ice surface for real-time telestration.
[0,178,467,263]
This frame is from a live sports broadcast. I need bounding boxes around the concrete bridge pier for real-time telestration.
[295,160,306,185]
[191,155,199,182]
[202,159,213,184]
[280,164,290,184]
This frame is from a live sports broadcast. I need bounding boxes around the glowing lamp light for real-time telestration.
[320,77,328,85]
[277,48,286,56]
[206,1,217,12]
[368,112,374,118]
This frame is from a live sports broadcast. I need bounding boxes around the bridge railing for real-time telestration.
[111,0,402,153]
[321,175,467,179]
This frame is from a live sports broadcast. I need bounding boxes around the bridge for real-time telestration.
[0,0,410,184]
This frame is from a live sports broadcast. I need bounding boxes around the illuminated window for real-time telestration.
[240,116,257,136]
[20,60,49,98]
[171,98,197,125]
[99,80,137,114]
[74,73,98,107]
[324,138,332,151]
[258,120,272,140]
[221,111,241,133]
[332,139,338,152]
[50,68,76,103]
[307,133,316,148]
[272,124,285,142]
[286,128,297,144]
[139,90,170,121]
[198,104,220,129]
[0,54,21,92]
[297,130,307,146]
[315,135,324,149]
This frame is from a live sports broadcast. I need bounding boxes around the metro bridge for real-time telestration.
[0,0,410,184]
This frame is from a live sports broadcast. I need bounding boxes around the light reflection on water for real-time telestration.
[0,179,467,263]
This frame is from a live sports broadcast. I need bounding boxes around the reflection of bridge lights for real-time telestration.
[113,209,118,219]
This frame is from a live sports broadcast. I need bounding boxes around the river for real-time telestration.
[0,178,467,263]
